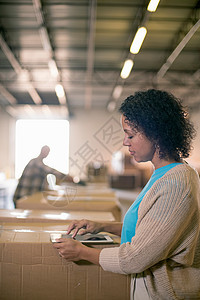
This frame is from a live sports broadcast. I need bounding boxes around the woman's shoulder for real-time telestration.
[143,162,200,211]
[166,161,199,180]
[156,162,200,195]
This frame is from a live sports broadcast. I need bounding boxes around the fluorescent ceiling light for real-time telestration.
[55,84,68,106]
[147,0,160,12]
[130,27,147,54]
[120,59,134,79]
[107,101,116,112]
[112,85,123,99]
[55,84,65,98]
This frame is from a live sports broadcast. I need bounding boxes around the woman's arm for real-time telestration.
[100,170,200,274]
[53,220,122,265]
[53,237,101,265]
[101,221,123,236]
[67,219,123,238]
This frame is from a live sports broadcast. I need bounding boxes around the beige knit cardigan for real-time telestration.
[99,163,200,299]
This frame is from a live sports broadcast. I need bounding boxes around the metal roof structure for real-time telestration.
[0,0,199,118]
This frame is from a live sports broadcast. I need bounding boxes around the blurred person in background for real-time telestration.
[13,145,72,207]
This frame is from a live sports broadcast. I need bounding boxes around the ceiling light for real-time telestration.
[147,0,160,12]
[55,84,65,98]
[130,27,147,54]
[120,59,134,79]
[112,85,123,99]
[107,101,116,112]
[55,84,68,106]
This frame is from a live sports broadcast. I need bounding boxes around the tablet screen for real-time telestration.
[50,233,114,244]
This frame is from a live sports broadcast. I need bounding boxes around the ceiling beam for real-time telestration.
[0,34,18,105]
[0,82,17,105]
[156,18,200,80]
[84,0,97,109]
[0,33,22,75]
[0,33,42,105]
[32,0,69,114]
[156,2,200,81]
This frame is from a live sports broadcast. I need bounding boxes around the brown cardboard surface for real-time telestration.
[0,222,68,234]
[64,183,116,197]
[0,209,115,223]
[0,223,130,300]
[16,192,121,221]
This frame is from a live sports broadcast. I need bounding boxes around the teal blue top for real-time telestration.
[120,163,182,244]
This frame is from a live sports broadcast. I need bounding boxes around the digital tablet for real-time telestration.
[50,233,114,244]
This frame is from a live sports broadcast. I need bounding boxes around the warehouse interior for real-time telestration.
[0,0,200,201]
[0,1,200,298]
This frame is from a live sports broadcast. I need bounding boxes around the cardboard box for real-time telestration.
[108,173,141,189]
[16,192,121,221]
[0,223,130,300]
[0,209,115,223]
[47,182,116,199]
[75,184,116,197]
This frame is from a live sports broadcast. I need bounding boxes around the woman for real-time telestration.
[53,89,200,299]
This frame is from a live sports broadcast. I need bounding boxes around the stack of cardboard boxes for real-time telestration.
[0,184,131,300]
[16,184,122,221]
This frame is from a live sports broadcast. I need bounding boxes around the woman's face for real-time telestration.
[121,115,156,163]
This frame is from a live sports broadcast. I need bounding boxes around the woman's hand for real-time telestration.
[66,219,103,238]
[53,238,86,261]
[53,237,101,264]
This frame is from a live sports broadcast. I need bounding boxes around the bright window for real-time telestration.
[15,119,69,179]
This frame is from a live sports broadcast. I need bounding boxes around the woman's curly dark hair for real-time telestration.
[119,89,196,161]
